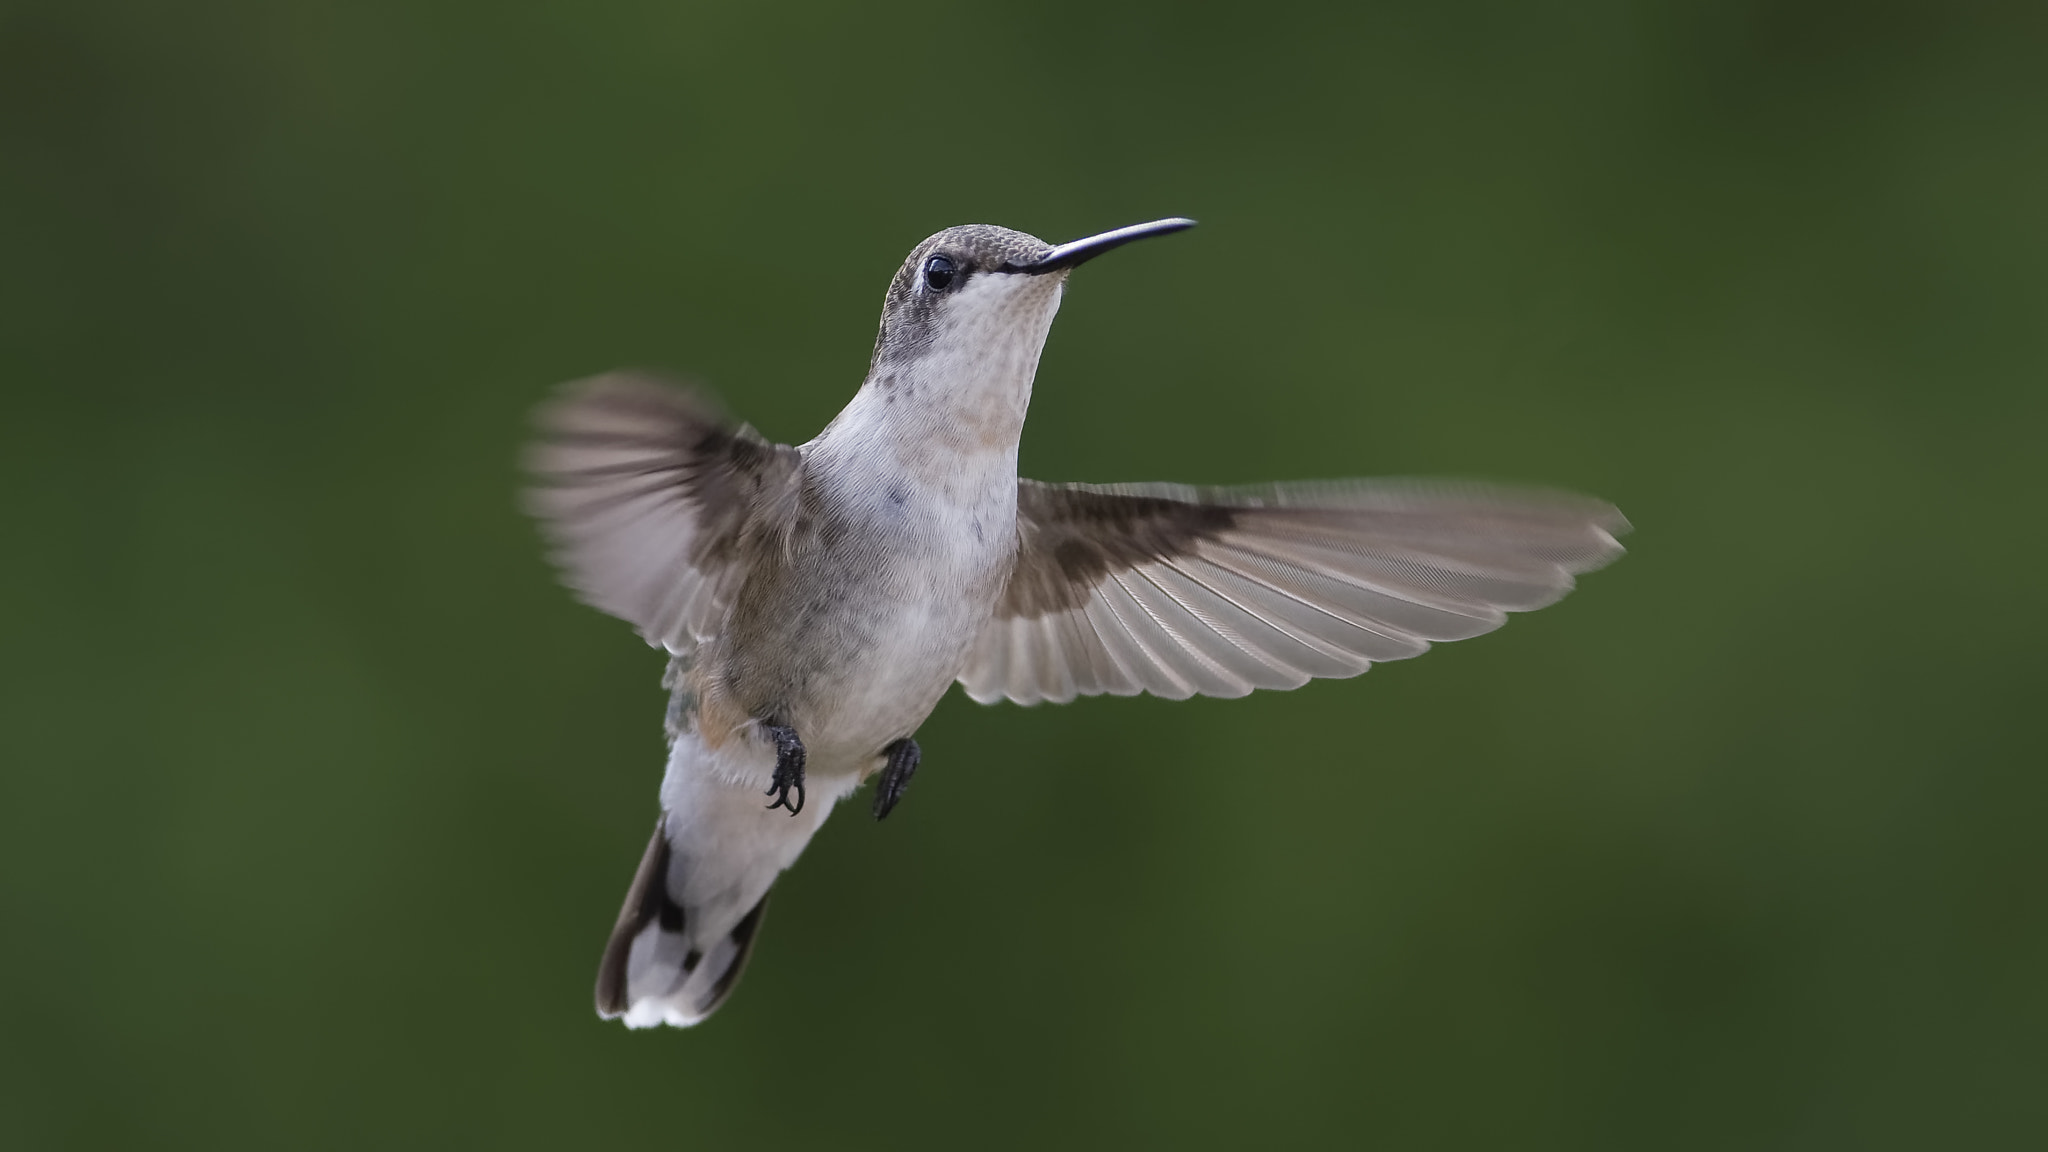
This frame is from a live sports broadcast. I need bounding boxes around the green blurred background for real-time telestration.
[4,0,2044,1147]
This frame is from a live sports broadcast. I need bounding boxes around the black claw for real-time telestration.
[764,723,806,815]
[872,736,920,821]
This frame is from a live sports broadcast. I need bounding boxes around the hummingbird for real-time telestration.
[525,218,1627,1028]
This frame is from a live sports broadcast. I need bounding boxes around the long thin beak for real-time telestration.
[1014,217,1197,275]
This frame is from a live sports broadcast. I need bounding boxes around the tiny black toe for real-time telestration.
[764,723,807,816]
[873,736,921,821]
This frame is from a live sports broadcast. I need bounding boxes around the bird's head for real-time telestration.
[866,218,1196,393]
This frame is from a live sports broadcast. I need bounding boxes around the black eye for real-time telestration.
[923,254,957,292]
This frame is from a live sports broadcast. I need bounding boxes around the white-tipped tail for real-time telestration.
[595,732,840,1028]
[595,817,774,1028]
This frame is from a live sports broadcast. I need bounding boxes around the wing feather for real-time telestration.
[1111,570,1253,698]
[1140,563,1314,691]
[960,479,1626,705]
[525,372,800,652]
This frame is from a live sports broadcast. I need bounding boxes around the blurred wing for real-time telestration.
[525,372,800,652]
[959,479,1628,705]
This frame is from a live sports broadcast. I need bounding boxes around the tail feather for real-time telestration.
[594,815,773,1028]
[595,820,672,1018]
[595,726,846,1028]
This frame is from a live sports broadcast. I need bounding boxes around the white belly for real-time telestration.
[707,395,1023,784]
[804,586,989,762]
[698,483,1015,789]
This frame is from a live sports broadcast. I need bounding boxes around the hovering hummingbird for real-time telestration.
[525,218,1627,1028]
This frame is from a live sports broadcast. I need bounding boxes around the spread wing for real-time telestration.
[524,372,800,653]
[959,479,1629,705]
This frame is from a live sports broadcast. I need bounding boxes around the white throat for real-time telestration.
[813,271,1067,475]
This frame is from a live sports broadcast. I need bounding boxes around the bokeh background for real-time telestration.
[5,1,2044,1147]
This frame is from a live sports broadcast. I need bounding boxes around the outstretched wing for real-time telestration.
[959,479,1628,705]
[525,372,800,653]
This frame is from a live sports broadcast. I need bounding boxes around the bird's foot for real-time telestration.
[763,723,806,816]
[872,736,920,821]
